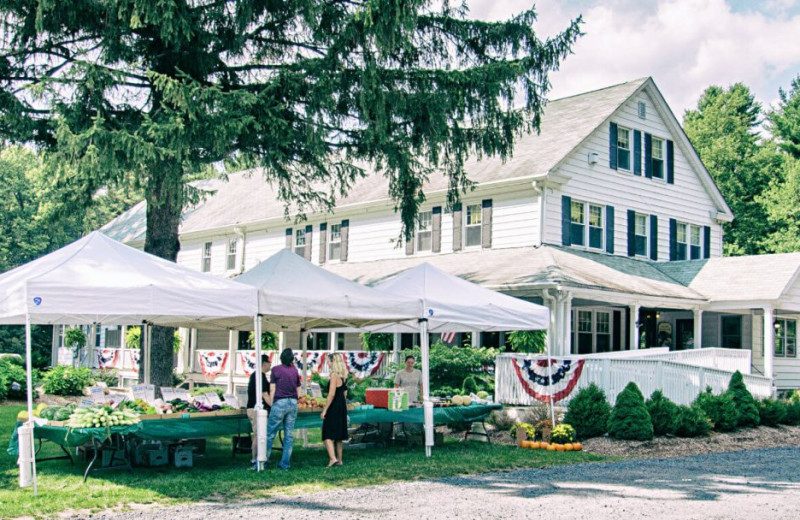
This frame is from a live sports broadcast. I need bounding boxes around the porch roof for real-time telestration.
[657,253,800,302]
[324,245,705,302]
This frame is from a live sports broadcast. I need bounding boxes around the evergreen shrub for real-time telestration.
[646,390,679,436]
[673,405,712,437]
[783,399,800,426]
[759,399,787,427]
[727,371,760,427]
[692,387,739,432]
[607,382,654,441]
[564,383,611,440]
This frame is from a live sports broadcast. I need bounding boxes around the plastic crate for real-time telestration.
[365,388,391,409]
[134,442,168,467]
[171,446,193,468]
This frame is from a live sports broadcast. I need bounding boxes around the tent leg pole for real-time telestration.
[24,313,38,494]
[254,315,267,471]
[419,319,433,457]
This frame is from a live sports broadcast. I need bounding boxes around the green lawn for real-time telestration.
[1,403,607,519]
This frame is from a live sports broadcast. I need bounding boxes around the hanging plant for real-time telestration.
[64,327,87,352]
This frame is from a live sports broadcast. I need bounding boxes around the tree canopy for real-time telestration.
[1,1,581,386]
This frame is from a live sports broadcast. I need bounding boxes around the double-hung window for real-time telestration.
[690,225,702,259]
[775,319,797,358]
[328,224,342,261]
[570,200,604,249]
[465,204,482,247]
[676,222,688,260]
[617,127,631,170]
[417,210,432,252]
[294,229,306,256]
[201,242,212,272]
[634,213,649,257]
[226,238,237,270]
[651,137,665,179]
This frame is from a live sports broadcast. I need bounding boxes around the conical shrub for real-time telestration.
[646,390,678,436]
[727,371,760,427]
[564,383,612,440]
[759,399,787,427]
[673,405,712,437]
[783,399,800,426]
[607,382,653,441]
[693,387,739,432]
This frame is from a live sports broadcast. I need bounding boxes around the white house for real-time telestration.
[92,77,800,392]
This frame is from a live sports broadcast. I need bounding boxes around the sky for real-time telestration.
[468,0,800,122]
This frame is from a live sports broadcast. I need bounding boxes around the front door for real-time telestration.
[676,319,694,350]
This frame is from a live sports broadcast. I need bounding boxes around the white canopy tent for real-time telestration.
[319,263,550,456]
[235,249,424,468]
[0,231,262,492]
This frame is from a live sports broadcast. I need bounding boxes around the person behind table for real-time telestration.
[321,353,349,467]
[265,348,301,470]
[394,354,422,402]
[246,354,271,469]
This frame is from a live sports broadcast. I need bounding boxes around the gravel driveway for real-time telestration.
[83,447,800,520]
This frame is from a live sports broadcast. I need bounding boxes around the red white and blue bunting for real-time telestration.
[199,351,228,378]
[344,352,385,379]
[293,351,326,373]
[129,350,140,373]
[239,351,277,376]
[512,358,585,403]
[97,349,118,369]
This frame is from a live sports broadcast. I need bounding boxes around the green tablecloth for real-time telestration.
[8,404,501,456]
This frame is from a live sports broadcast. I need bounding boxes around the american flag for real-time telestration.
[440,331,457,343]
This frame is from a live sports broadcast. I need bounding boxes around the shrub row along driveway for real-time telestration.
[83,447,800,520]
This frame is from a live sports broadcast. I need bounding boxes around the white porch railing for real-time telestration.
[641,348,752,374]
[496,351,772,407]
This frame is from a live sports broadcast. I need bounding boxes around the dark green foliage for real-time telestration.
[397,344,496,395]
[693,387,739,432]
[564,383,611,440]
[431,386,460,398]
[42,366,94,396]
[759,399,787,427]
[0,325,54,369]
[673,405,713,437]
[311,373,331,398]
[91,369,119,388]
[0,3,580,388]
[607,382,653,441]
[190,385,224,399]
[462,375,478,395]
[646,390,679,436]
[0,357,37,400]
[727,371,760,427]
[782,399,800,426]
[360,333,394,351]
[506,331,546,353]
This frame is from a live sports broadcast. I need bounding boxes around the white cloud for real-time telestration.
[466,0,800,119]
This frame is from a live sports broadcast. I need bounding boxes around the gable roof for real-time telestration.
[101,78,659,240]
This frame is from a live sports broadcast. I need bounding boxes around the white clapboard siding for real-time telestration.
[491,191,540,249]
[347,213,407,262]
[543,90,723,259]
[243,230,289,269]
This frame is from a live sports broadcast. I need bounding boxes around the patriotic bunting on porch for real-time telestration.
[293,351,326,373]
[199,351,228,378]
[512,358,585,403]
[97,349,118,369]
[344,352,385,378]
[129,350,140,373]
[239,351,258,376]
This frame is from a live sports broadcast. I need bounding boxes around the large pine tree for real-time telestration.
[0,1,581,386]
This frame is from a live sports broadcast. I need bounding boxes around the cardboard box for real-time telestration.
[365,388,391,408]
[388,389,409,412]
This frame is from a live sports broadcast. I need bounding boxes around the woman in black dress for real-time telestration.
[321,353,349,467]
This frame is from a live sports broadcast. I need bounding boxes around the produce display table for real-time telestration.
[294,403,502,429]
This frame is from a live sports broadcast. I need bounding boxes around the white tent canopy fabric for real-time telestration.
[235,249,423,331]
[0,231,260,329]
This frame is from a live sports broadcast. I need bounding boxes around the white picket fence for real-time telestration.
[496,349,772,407]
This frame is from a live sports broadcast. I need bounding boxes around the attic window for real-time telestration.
[638,101,646,119]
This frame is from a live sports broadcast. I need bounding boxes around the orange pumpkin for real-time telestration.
[530,441,541,449]
[554,443,565,452]
[545,443,555,451]
[520,440,531,449]
[573,442,583,451]
[564,443,574,451]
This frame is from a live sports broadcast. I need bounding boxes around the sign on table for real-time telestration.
[79,398,95,408]
[223,393,241,409]
[160,387,176,401]
[205,392,222,406]
[131,384,156,404]
[193,394,211,407]
[88,386,106,404]
[235,388,249,408]
[174,388,191,401]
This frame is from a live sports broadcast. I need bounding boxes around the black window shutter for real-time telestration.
[609,123,618,170]
[649,215,658,261]
[562,196,572,246]
[481,199,493,248]
[340,219,349,262]
[304,224,313,261]
[703,225,711,259]
[432,206,442,253]
[285,228,293,249]
[644,133,653,178]
[633,130,642,176]
[667,140,675,184]
[452,203,462,251]
[669,219,677,261]
[319,223,327,264]
[606,205,615,254]
[627,210,636,257]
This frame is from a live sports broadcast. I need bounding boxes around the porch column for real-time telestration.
[693,309,703,349]
[471,331,482,348]
[562,292,573,356]
[227,330,237,393]
[189,328,197,372]
[120,325,128,371]
[393,333,401,364]
[629,304,640,350]
[330,332,338,353]
[763,306,775,379]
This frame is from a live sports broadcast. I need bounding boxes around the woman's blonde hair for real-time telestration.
[327,353,349,381]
